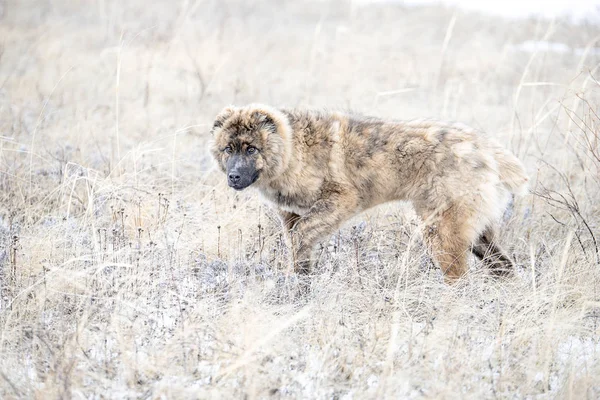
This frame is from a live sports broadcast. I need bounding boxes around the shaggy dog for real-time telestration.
[210,104,528,283]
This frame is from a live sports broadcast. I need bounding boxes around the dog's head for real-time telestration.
[210,104,293,191]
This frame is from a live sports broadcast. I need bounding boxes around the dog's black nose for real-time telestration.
[228,173,241,184]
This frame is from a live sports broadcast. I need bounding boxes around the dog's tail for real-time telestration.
[494,145,528,196]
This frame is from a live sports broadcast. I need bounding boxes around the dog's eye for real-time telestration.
[247,146,258,155]
[224,146,233,154]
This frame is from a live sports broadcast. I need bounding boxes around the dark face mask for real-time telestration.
[226,153,259,190]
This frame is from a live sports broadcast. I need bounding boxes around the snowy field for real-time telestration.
[0,0,599,398]
[374,0,600,21]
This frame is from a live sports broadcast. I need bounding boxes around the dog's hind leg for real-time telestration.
[471,226,514,277]
[421,208,472,284]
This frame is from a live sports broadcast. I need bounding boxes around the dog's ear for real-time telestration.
[211,106,236,133]
[251,109,276,132]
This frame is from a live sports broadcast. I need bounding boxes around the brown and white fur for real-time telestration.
[210,104,528,283]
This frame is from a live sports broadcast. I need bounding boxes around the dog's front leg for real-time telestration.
[278,210,301,232]
[290,192,357,274]
[277,210,300,264]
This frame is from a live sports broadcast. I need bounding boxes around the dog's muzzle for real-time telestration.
[227,155,259,190]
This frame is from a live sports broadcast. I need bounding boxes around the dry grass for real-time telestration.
[0,0,599,398]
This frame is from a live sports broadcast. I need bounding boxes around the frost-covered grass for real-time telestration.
[0,1,599,398]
